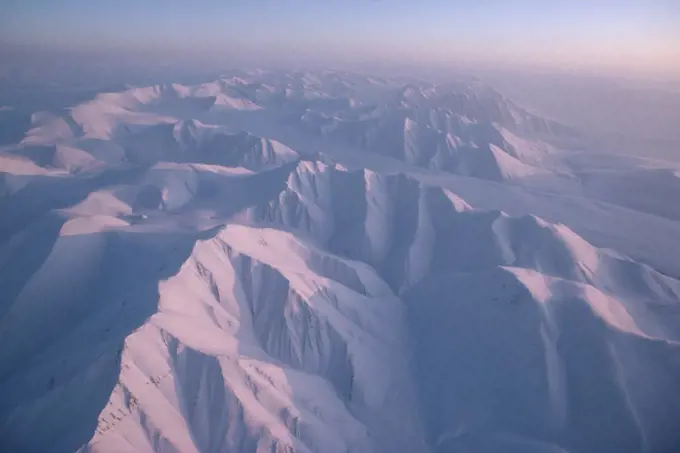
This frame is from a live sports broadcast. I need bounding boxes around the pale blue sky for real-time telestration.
[1,0,678,73]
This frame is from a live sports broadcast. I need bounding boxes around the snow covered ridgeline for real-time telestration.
[0,215,424,453]
[1,70,680,453]
[87,224,423,453]
[255,164,680,451]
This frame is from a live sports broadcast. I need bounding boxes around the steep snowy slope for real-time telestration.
[81,225,423,453]
[408,267,680,453]
[1,70,680,453]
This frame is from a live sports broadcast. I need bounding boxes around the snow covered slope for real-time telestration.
[1,70,679,453]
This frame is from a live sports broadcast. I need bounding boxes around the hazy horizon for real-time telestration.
[1,0,679,78]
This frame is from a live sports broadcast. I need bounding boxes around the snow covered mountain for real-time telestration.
[1,70,680,453]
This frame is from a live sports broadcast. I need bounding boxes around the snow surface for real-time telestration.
[1,70,680,453]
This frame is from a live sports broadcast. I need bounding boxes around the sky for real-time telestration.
[1,0,679,76]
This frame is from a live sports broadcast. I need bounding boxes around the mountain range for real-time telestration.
[1,70,680,453]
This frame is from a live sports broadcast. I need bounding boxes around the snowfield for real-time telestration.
[1,70,679,453]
